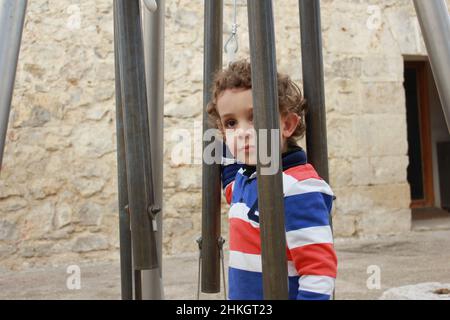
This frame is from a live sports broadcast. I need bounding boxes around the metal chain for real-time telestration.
[196,237,228,300]
[224,0,239,62]
[218,237,227,300]
[196,237,202,300]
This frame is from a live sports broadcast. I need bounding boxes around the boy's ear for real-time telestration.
[281,113,300,138]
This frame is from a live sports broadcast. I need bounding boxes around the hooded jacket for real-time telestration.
[221,145,337,300]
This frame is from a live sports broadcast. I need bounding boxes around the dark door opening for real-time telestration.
[404,62,434,208]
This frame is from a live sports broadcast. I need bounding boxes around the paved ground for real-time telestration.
[1,218,450,300]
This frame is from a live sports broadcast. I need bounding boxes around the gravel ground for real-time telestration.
[1,220,449,300]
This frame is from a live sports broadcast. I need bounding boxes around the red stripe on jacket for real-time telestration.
[229,218,261,255]
[284,164,322,182]
[225,182,234,205]
[289,243,337,277]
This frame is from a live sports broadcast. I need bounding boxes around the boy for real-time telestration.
[207,60,337,300]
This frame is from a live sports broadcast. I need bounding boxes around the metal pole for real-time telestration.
[0,0,27,169]
[141,0,165,300]
[247,0,289,300]
[202,0,223,294]
[299,0,334,299]
[299,0,330,183]
[114,0,158,272]
[413,0,450,133]
[113,1,133,300]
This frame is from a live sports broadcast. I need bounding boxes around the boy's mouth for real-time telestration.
[241,145,255,152]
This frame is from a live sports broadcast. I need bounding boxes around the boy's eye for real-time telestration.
[224,119,237,128]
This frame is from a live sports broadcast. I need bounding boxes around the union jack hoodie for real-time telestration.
[221,145,337,300]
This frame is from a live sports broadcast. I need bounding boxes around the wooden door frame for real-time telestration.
[405,61,434,208]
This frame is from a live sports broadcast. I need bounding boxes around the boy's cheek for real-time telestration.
[224,134,236,156]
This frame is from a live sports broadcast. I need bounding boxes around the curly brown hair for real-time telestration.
[206,59,307,147]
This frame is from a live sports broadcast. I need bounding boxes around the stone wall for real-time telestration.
[1,0,448,270]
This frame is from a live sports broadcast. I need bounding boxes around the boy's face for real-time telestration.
[217,89,257,165]
[216,88,300,166]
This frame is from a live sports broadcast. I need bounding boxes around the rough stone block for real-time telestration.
[76,202,103,226]
[53,203,72,229]
[332,213,358,238]
[22,202,55,240]
[326,79,362,115]
[353,114,408,157]
[327,115,355,158]
[0,220,18,241]
[360,82,406,115]
[362,55,404,82]
[329,157,352,187]
[72,235,109,253]
[357,209,411,236]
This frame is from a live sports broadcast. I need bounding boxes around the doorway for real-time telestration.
[404,61,434,208]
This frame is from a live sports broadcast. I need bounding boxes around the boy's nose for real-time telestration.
[237,125,254,140]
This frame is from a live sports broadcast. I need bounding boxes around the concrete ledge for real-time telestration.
[380,283,450,300]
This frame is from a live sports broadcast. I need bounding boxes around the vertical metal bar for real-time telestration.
[413,0,450,133]
[202,0,223,294]
[299,0,330,183]
[134,270,143,300]
[0,0,27,169]
[299,0,334,299]
[247,0,289,300]
[113,1,133,300]
[141,0,165,300]
[114,0,158,271]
